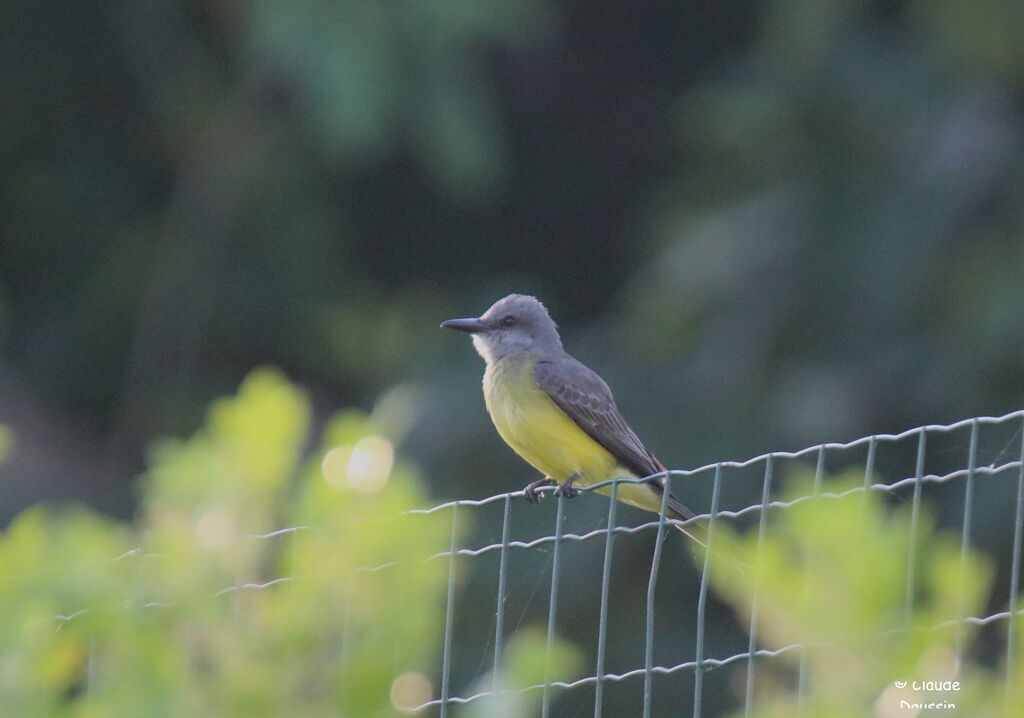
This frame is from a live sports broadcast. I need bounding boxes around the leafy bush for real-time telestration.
[708,475,1020,717]
[0,369,577,716]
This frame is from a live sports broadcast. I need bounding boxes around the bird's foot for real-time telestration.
[553,473,581,499]
[524,477,555,504]
[554,484,580,498]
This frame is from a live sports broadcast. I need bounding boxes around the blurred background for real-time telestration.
[2,0,1024,714]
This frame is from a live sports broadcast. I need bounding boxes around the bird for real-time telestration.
[441,293,706,546]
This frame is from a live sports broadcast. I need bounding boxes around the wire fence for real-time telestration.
[42,409,1024,716]
[409,410,1024,717]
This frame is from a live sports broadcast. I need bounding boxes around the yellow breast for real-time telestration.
[482,353,619,484]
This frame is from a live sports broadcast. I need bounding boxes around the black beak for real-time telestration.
[440,317,489,333]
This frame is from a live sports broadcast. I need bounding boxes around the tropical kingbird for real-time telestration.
[442,294,705,545]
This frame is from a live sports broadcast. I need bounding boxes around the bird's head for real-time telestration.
[441,294,563,363]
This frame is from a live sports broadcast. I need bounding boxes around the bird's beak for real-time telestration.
[440,317,489,333]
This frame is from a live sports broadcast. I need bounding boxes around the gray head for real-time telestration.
[441,294,563,363]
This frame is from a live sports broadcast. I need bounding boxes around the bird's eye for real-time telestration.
[502,315,517,327]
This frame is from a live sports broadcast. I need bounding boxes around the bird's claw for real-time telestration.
[554,482,580,499]
[523,478,554,504]
[554,473,581,499]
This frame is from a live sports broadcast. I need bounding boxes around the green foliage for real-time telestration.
[3,1,1024,714]
[708,474,1019,717]
[0,369,488,716]
[242,0,550,193]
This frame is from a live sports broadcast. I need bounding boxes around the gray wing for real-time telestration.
[533,357,694,519]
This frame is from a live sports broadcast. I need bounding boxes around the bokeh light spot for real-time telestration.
[195,509,235,550]
[347,436,394,494]
[390,671,432,713]
[321,446,353,488]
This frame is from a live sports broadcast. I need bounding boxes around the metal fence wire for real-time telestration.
[408,410,1024,717]
[40,410,1024,715]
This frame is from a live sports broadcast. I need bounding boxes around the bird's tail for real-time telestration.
[646,463,712,548]
[648,461,752,572]
[671,514,755,576]
[670,514,710,549]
